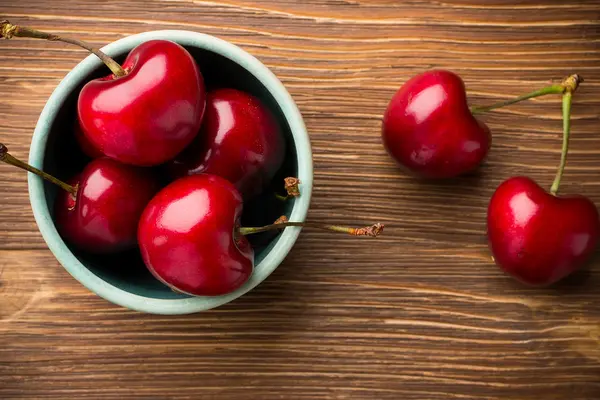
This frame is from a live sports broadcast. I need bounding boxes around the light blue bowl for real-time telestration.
[27,30,313,315]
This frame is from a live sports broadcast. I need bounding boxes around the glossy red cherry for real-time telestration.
[487,78,594,286]
[487,176,599,286]
[54,157,159,253]
[381,71,584,179]
[138,174,254,296]
[137,173,385,297]
[78,39,206,166]
[382,70,491,178]
[0,21,206,167]
[0,144,159,254]
[167,88,285,199]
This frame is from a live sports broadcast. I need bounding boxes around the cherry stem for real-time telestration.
[470,74,582,114]
[0,20,126,77]
[284,177,301,197]
[0,143,77,195]
[274,193,290,202]
[239,220,384,238]
[274,177,301,202]
[550,91,573,195]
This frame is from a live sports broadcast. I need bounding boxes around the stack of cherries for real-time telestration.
[0,21,383,297]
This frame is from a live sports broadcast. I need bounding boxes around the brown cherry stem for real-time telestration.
[239,216,384,238]
[0,20,126,77]
[274,177,301,202]
[470,74,582,114]
[284,177,300,197]
[0,143,77,195]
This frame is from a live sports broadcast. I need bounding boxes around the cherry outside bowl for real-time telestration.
[27,30,313,315]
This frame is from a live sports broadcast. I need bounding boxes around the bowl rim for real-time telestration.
[28,29,313,315]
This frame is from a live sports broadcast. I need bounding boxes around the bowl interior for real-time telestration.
[39,43,299,300]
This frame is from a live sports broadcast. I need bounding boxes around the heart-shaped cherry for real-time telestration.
[382,70,491,178]
[138,174,384,296]
[382,70,580,178]
[55,158,160,253]
[0,144,159,254]
[487,76,599,286]
[1,21,206,167]
[487,176,599,286]
[78,39,205,166]
[138,174,253,296]
[167,88,285,199]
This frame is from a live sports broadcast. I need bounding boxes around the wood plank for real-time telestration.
[1,250,600,399]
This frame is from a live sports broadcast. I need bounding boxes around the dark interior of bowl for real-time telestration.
[42,46,298,299]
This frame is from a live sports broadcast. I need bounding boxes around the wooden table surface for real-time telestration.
[1,1,600,399]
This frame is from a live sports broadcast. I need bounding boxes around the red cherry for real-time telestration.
[77,39,206,166]
[486,75,590,286]
[167,88,285,199]
[54,157,159,254]
[0,22,205,166]
[382,70,491,178]
[487,176,599,286]
[74,119,103,159]
[138,174,254,296]
[137,173,385,297]
[1,144,157,253]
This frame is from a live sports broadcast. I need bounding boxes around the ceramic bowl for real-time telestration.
[28,30,313,314]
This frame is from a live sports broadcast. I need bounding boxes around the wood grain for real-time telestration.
[1,0,599,399]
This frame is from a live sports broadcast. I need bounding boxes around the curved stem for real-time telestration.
[0,20,126,77]
[550,91,573,195]
[471,86,563,114]
[274,193,289,202]
[0,143,77,195]
[239,220,384,238]
[470,74,582,115]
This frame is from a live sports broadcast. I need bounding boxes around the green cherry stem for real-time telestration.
[550,90,573,196]
[274,193,290,202]
[0,143,77,195]
[239,218,384,238]
[0,20,126,77]
[470,74,582,114]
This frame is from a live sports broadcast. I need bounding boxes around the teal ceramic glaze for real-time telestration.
[28,30,313,315]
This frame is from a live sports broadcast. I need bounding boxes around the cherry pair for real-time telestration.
[382,70,599,286]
